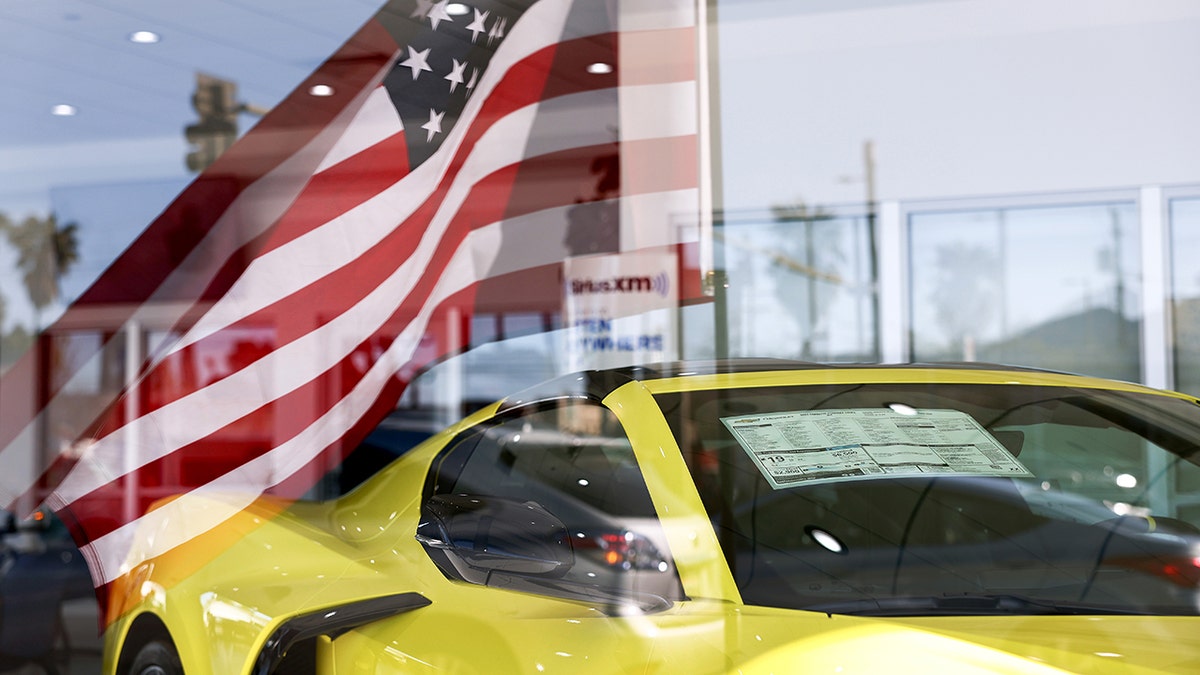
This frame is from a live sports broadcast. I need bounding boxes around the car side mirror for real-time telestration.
[416,494,574,584]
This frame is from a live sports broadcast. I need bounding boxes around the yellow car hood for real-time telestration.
[732,608,1200,674]
[334,597,1200,674]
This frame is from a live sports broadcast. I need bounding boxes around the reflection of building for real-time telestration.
[11,185,1200,515]
[717,186,1200,396]
[12,301,283,528]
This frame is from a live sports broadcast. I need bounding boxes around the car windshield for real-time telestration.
[654,381,1200,616]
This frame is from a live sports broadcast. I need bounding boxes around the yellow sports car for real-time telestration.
[103,361,1200,674]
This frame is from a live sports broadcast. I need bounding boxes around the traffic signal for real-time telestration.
[185,73,239,172]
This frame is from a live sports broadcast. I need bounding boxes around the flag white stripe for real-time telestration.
[81,186,699,584]
[315,86,404,174]
[484,189,700,278]
[620,82,697,146]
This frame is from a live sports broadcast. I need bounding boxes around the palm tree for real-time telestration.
[4,213,80,329]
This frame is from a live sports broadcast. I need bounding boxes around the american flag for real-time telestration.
[0,0,705,615]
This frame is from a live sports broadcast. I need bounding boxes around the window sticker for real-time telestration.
[720,408,1032,489]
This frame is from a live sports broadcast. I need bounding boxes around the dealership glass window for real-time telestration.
[39,330,126,464]
[908,201,1141,381]
[0,1,1195,665]
[717,210,878,363]
[1172,198,1200,397]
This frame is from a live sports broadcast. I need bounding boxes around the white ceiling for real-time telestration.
[0,1,384,323]
[0,0,381,149]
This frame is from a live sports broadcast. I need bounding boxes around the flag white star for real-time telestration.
[465,67,478,97]
[466,9,489,43]
[445,58,467,93]
[488,16,507,45]
[421,108,445,142]
[410,0,434,20]
[400,46,433,80]
[428,1,455,31]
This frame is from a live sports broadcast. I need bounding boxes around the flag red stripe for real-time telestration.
[509,137,698,217]
[256,128,411,257]
[539,31,617,100]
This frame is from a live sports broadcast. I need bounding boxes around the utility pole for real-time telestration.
[863,139,881,361]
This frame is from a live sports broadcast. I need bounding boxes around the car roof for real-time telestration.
[497,359,1067,413]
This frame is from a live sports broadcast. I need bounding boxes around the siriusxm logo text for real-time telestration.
[567,271,670,297]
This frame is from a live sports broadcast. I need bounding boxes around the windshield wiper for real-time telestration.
[805,594,1150,617]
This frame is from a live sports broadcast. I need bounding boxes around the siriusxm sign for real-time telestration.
[563,251,678,369]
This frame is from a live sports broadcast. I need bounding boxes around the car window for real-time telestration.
[657,383,1200,616]
[423,400,683,607]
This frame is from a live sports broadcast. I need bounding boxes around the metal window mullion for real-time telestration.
[1139,185,1171,389]
[1139,185,1174,515]
[878,200,907,363]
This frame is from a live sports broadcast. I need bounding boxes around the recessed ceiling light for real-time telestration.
[586,62,613,75]
[309,84,335,97]
[446,3,470,15]
[51,104,77,116]
[129,30,160,44]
